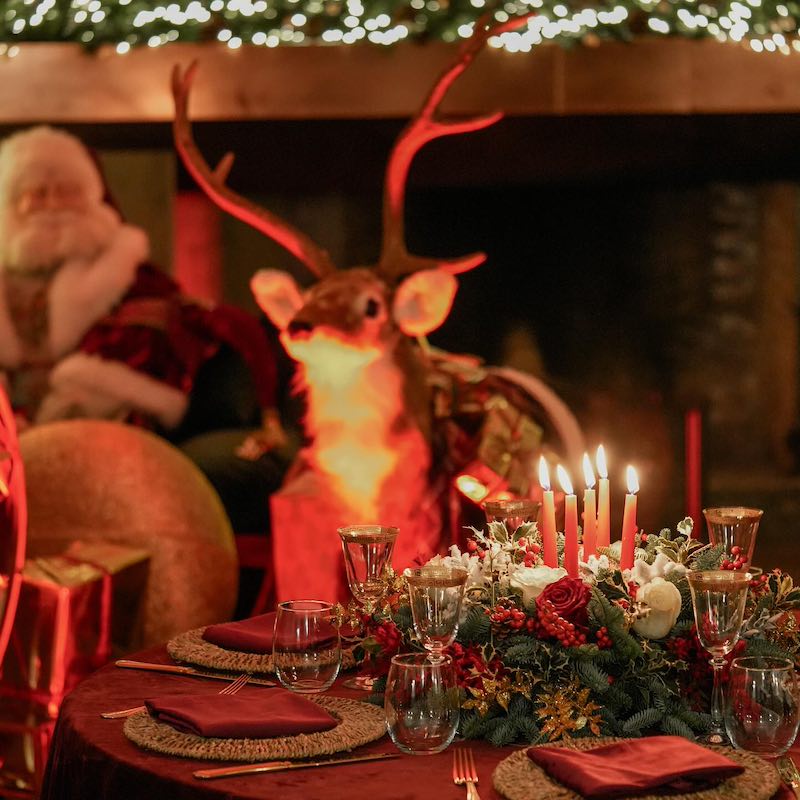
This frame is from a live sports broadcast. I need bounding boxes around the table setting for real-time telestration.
[40,447,800,800]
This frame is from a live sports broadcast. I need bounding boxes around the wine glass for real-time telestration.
[338,525,399,611]
[483,498,541,535]
[686,569,752,744]
[405,567,468,664]
[385,653,460,755]
[725,656,800,755]
[338,524,399,689]
[704,507,763,571]
[272,600,341,693]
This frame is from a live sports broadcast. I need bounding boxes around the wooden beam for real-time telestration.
[1,39,800,123]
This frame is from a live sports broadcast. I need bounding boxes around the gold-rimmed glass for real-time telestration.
[704,507,763,571]
[338,524,399,690]
[338,525,399,609]
[405,567,468,664]
[687,569,752,744]
[483,499,541,535]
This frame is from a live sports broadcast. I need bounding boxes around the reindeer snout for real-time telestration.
[287,319,314,337]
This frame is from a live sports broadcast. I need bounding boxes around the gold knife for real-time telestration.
[193,752,401,780]
[115,660,275,687]
[777,756,800,799]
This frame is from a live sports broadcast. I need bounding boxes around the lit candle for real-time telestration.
[582,453,597,559]
[538,456,558,568]
[557,464,579,578]
[620,465,639,571]
[596,445,610,549]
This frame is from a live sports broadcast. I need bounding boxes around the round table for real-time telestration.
[40,647,796,800]
[40,646,519,800]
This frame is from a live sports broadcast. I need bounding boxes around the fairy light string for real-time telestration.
[0,0,797,53]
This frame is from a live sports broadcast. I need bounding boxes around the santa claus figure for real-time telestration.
[0,125,280,437]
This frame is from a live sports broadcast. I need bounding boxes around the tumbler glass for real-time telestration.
[273,600,341,693]
[725,656,800,756]
[385,653,460,755]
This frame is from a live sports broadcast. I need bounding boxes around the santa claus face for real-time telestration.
[1,172,120,274]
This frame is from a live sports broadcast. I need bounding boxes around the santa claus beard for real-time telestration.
[0,201,121,274]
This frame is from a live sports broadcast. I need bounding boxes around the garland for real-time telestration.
[1,1,798,54]
[341,519,800,746]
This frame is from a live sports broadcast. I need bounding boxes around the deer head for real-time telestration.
[171,15,532,522]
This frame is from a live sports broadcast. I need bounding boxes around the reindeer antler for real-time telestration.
[378,13,534,281]
[171,63,336,279]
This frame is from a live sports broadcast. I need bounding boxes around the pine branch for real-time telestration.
[622,707,662,735]
[575,661,611,695]
[458,605,491,645]
[661,715,695,739]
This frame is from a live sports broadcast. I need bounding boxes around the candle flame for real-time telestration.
[596,445,608,479]
[538,455,551,491]
[626,465,639,494]
[556,464,574,495]
[582,453,595,489]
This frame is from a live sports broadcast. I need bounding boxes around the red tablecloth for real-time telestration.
[40,646,796,800]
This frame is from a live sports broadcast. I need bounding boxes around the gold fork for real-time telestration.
[453,746,481,800]
[101,672,250,719]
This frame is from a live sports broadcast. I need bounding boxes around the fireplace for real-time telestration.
[2,41,799,572]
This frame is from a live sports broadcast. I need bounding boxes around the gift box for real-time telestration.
[0,541,150,715]
[0,698,55,798]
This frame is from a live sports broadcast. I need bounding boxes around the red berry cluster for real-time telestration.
[749,572,770,596]
[489,601,536,633]
[595,626,613,649]
[537,599,587,648]
[517,537,542,567]
[720,546,747,570]
[626,582,639,601]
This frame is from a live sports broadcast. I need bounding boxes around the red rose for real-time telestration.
[536,576,591,625]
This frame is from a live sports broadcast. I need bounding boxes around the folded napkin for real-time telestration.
[202,612,277,653]
[526,736,744,798]
[203,612,339,654]
[145,687,338,738]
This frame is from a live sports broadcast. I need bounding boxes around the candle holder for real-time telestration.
[704,507,763,571]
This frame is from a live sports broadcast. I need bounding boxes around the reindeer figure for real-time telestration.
[172,17,583,601]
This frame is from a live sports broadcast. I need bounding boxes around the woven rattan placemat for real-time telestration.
[123,696,385,761]
[493,736,780,800]
[166,627,356,674]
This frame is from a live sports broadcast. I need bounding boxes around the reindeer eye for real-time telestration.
[364,298,381,318]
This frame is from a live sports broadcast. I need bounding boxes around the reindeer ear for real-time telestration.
[251,270,304,331]
[393,269,458,337]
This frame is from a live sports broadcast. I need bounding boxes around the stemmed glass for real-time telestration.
[405,567,468,664]
[687,569,752,744]
[704,507,763,571]
[338,524,399,689]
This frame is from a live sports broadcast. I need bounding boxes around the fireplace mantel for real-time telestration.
[1,39,800,123]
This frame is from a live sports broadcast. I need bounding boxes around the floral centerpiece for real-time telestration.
[341,518,800,746]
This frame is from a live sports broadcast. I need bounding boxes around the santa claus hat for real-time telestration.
[0,126,105,206]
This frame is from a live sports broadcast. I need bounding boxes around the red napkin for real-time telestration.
[202,612,339,654]
[526,736,744,798]
[202,612,277,653]
[145,687,338,738]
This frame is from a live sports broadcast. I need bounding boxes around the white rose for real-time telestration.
[510,565,567,608]
[633,577,682,639]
